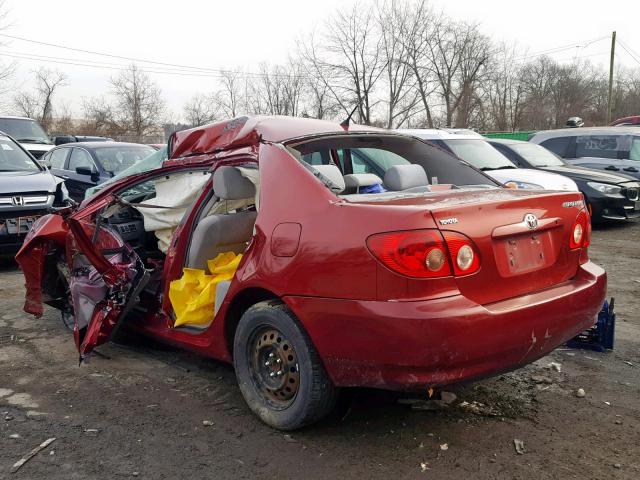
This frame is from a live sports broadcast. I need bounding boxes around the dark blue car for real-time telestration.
[41,142,156,201]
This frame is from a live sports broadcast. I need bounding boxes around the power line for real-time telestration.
[617,38,640,67]
[0,32,306,78]
[515,35,609,61]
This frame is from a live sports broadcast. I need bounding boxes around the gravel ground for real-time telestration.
[0,222,638,479]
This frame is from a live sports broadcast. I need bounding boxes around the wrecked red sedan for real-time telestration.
[17,116,606,430]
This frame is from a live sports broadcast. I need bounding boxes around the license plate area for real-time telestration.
[1,216,39,235]
[494,231,555,277]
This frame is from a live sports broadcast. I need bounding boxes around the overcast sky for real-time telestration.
[2,0,640,120]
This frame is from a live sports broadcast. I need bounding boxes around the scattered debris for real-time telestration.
[132,472,140,477]
[9,433,20,439]
[613,463,622,469]
[399,398,448,411]
[440,443,449,451]
[615,419,623,425]
[623,361,633,367]
[4,413,14,421]
[202,420,214,426]
[10,437,56,473]
[283,434,296,443]
[603,401,611,406]
[513,439,526,455]
[84,429,100,436]
[420,461,429,472]
[440,391,457,405]
[531,375,553,384]
[547,362,562,373]
[458,400,499,416]
[49,450,54,456]
[575,388,586,398]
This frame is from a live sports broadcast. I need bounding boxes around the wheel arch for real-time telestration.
[223,287,280,358]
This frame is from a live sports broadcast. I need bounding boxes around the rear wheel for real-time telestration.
[233,300,337,430]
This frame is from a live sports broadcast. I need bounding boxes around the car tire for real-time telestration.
[233,300,337,430]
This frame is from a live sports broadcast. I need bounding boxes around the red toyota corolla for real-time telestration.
[16,116,606,430]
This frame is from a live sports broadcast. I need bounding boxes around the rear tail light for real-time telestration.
[570,210,589,249]
[442,231,481,276]
[366,230,451,278]
[366,229,480,278]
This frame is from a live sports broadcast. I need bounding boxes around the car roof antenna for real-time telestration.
[340,103,360,130]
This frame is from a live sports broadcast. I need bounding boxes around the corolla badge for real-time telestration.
[524,213,538,230]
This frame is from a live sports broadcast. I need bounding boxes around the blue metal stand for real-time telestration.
[566,298,615,352]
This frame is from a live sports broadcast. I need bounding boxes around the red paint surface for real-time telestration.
[16,116,607,390]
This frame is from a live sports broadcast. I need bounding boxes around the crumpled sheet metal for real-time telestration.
[169,252,242,328]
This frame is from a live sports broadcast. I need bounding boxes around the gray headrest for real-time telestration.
[343,173,383,189]
[212,166,256,200]
[384,164,429,191]
[313,165,345,193]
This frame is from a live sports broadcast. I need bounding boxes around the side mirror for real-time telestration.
[76,166,93,176]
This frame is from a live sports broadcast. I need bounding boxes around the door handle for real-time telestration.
[623,167,639,172]
[604,165,620,171]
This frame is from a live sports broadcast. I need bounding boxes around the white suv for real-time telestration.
[0,116,54,159]
[399,129,578,191]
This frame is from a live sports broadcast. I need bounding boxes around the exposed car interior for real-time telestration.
[288,134,498,200]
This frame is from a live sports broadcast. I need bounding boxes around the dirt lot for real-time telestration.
[1,223,639,480]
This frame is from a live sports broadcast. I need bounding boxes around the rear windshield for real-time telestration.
[575,135,624,159]
[0,135,40,172]
[290,134,497,188]
[509,143,565,167]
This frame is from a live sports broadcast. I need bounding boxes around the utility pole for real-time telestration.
[607,31,616,125]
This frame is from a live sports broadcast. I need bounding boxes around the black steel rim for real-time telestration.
[247,326,300,410]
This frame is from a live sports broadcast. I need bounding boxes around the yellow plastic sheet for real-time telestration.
[169,252,243,327]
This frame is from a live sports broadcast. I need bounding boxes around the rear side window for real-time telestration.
[49,148,69,169]
[575,135,622,159]
[540,137,572,157]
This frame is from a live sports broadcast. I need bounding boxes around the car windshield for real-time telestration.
[94,145,156,175]
[509,143,565,167]
[0,135,40,172]
[0,118,52,144]
[444,139,516,170]
[85,146,167,199]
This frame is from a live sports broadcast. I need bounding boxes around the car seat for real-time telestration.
[186,166,258,270]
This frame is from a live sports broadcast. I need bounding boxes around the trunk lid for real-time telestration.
[427,188,587,305]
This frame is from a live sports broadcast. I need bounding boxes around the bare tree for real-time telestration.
[377,0,420,128]
[110,64,165,141]
[213,69,245,117]
[50,102,74,134]
[12,68,67,130]
[398,0,440,127]
[183,93,218,127]
[0,0,15,104]
[250,61,304,116]
[80,96,120,137]
[301,4,385,124]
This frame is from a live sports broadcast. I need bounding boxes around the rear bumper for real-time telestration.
[286,261,606,390]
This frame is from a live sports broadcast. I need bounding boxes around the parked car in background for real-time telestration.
[17,116,605,430]
[52,135,114,146]
[0,116,54,159]
[610,115,640,126]
[0,131,70,253]
[40,142,156,201]
[489,139,640,222]
[401,129,578,191]
[529,127,640,180]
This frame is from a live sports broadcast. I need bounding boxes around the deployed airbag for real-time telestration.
[169,252,243,327]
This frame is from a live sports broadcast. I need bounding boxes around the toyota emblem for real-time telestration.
[524,213,538,230]
[11,196,24,206]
